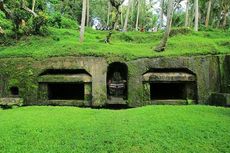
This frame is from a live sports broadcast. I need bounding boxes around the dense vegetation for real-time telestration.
[0,28,229,60]
[0,106,229,152]
[0,0,229,54]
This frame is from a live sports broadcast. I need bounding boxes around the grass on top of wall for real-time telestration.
[0,28,229,60]
[0,105,230,153]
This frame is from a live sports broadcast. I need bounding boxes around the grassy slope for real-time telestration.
[0,28,229,60]
[0,106,229,153]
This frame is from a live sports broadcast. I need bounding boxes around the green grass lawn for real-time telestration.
[0,28,229,60]
[0,105,229,153]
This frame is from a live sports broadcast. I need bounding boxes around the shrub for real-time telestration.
[32,12,48,35]
[0,12,13,30]
[169,27,192,37]
[61,17,78,29]
[48,13,78,29]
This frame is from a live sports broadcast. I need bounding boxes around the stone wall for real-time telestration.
[0,55,228,107]
[219,55,230,93]
[127,55,221,106]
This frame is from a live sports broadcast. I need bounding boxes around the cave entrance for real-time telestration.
[107,62,128,101]
[48,83,84,100]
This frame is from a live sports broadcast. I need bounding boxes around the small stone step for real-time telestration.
[0,98,23,106]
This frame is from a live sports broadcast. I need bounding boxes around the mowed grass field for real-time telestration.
[0,106,229,153]
[0,106,230,153]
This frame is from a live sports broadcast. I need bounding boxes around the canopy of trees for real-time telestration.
[0,0,229,49]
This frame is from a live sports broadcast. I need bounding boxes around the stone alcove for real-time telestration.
[38,69,92,106]
[142,68,197,104]
[107,62,128,104]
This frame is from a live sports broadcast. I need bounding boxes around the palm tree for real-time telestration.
[159,0,164,29]
[80,0,86,43]
[135,0,140,31]
[86,0,90,27]
[194,0,199,31]
[185,0,189,27]
[154,0,175,52]
[205,0,212,27]
[123,0,132,32]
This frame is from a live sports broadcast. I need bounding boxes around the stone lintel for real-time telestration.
[38,74,92,83]
[143,72,196,82]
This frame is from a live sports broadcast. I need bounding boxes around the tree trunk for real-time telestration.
[154,0,174,52]
[222,12,227,28]
[107,0,111,26]
[123,0,132,32]
[86,0,89,26]
[120,5,123,27]
[205,0,211,28]
[185,0,189,27]
[194,0,199,31]
[80,0,86,43]
[32,0,35,12]
[135,0,140,31]
[159,0,164,29]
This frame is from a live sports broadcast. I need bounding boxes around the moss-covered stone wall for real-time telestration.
[219,55,230,93]
[127,55,221,106]
[0,55,228,107]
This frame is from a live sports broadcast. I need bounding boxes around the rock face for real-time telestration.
[0,55,229,107]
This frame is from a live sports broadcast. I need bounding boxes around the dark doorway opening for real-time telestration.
[48,83,84,100]
[10,87,19,96]
[150,83,186,100]
[107,62,128,100]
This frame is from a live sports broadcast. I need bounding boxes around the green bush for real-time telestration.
[48,13,78,29]
[48,13,62,28]
[0,12,13,30]
[32,12,48,35]
[61,16,78,29]
[170,27,192,37]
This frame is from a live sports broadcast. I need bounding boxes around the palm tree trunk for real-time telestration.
[135,0,140,31]
[86,0,89,27]
[194,0,199,31]
[120,5,123,27]
[32,0,35,12]
[123,0,132,32]
[154,0,174,52]
[222,11,227,28]
[205,0,211,28]
[185,0,189,27]
[107,0,111,26]
[80,0,86,43]
[159,0,164,29]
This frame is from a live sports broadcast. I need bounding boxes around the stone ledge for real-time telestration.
[209,93,230,106]
[0,98,23,106]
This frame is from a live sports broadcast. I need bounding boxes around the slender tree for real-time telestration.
[205,0,212,27]
[80,0,86,43]
[135,0,140,31]
[185,0,189,27]
[32,0,35,12]
[194,0,199,31]
[154,0,174,52]
[86,0,90,26]
[159,0,164,29]
[107,0,111,26]
[105,0,125,43]
[123,0,132,32]
[221,0,230,28]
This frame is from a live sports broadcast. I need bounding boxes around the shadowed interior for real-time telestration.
[150,83,186,100]
[48,83,84,100]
